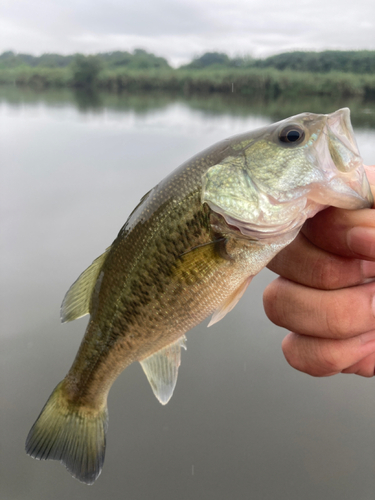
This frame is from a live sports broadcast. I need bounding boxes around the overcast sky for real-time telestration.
[1,0,374,66]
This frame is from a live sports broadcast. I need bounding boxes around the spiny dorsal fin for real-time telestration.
[208,276,253,327]
[140,336,187,405]
[61,247,111,323]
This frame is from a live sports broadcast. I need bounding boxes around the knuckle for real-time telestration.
[282,333,341,377]
[281,334,300,368]
[322,296,352,338]
[263,280,283,325]
[315,342,342,375]
[281,333,311,373]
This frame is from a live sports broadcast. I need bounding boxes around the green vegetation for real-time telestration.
[71,55,102,87]
[0,50,74,68]
[0,49,374,99]
[253,50,375,74]
[0,49,170,71]
[183,50,375,74]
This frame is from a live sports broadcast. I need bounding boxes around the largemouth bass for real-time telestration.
[25,108,373,484]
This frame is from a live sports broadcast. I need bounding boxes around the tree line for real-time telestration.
[1,49,374,74]
[0,49,374,99]
[0,49,169,71]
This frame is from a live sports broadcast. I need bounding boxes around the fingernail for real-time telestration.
[359,330,375,344]
[347,227,375,257]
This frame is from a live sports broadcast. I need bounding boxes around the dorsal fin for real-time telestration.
[60,248,111,323]
[208,276,253,327]
[140,336,187,405]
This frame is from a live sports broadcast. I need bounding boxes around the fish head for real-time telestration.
[202,108,373,239]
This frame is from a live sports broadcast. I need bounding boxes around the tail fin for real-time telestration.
[25,381,108,485]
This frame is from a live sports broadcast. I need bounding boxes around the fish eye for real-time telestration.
[278,125,305,145]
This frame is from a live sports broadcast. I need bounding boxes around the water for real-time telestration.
[1,87,375,500]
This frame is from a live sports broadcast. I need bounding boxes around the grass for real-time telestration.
[0,66,374,100]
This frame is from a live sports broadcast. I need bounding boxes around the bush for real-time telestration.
[71,55,102,88]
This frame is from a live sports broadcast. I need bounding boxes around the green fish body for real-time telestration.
[26,108,373,484]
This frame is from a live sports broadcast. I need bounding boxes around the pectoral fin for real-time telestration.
[140,336,187,405]
[208,276,253,327]
[61,247,111,323]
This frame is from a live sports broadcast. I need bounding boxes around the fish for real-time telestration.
[25,108,373,484]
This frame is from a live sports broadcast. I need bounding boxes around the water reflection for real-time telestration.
[1,85,374,127]
[73,88,104,111]
[1,87,375,500]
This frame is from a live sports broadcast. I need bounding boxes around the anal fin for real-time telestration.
[140,336,187,405]
[208,276,253,327]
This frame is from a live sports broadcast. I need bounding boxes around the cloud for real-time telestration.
[0,0,374,63]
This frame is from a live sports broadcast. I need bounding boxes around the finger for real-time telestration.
[263,278,375,339]
[364,164,375,185]
[267,232,375,290]
[302,207,375,261]
[302,182,375,261]
[341,351,375,377]
[281,331,375,377]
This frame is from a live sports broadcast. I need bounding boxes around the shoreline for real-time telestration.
[1,67,374,100]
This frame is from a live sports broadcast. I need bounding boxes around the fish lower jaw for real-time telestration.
[307,176,373,210]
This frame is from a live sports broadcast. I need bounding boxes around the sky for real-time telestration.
[1,0,374,66]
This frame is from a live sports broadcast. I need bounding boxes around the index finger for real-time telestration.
[302,176,375,261]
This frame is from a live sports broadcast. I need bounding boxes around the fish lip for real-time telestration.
[307,173,374,210]
[323,178,373,209]
[326,108,360,157]
[309,108,374,209]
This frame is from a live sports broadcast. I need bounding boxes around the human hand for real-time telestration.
[263,166,375,378]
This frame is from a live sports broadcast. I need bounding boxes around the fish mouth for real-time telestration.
[309,108,373,210]
[327,108,360,158]
[308,175,373,210]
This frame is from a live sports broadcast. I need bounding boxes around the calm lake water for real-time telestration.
[1,87,375,500]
